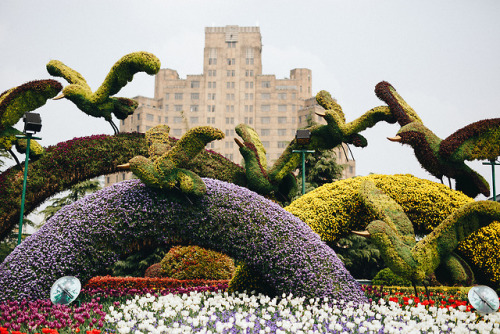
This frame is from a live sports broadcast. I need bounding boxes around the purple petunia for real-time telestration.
[0,179,366,305]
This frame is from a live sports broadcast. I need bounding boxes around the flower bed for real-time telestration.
[0,179,365,304]
[84,276,229,290]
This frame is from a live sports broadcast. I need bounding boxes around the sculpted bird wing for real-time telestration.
[439,118,500,162]
[165,126,225,168]
[375,81,423,126]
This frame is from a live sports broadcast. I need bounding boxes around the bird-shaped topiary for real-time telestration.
[0,79,62,165]
[118,124,224,196]
[234,89,396,202]
[376,81,500,198]
[353,179,500,293]
[47,51,161,134]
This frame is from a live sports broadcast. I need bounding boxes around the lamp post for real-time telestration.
[15,112,42,244]
[483,159,499,202]
[292,129,315,195]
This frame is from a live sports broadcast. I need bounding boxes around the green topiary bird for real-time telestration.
[47,51,161,134]
[376,81,500,198]
[234,89,396,202]
[0,79,62,165]
[118,124,224,196]
[353,179,500,294]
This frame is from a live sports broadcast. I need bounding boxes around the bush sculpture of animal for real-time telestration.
[234,89,396,201]
[47,51,161,134]
[353,179,500,294]
[118,125,225,196]
[376,81,500,198]
[0,79,62,165]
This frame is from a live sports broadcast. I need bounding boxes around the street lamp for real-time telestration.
[292,129,315,195]
[15,112,42,244]
[483,159,499,202]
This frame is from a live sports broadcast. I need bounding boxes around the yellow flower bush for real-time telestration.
[286,174,500,287]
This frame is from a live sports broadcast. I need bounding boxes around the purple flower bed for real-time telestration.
[0,179,366,305]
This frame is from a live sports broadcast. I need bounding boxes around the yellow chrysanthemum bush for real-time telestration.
[285,174,500,287]
[458,221,500,285]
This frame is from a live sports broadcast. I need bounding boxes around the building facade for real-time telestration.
[106,25,355,186]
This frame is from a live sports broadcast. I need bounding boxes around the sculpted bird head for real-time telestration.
[388,122,441,149]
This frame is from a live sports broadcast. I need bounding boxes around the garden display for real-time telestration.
[0,51,499,332]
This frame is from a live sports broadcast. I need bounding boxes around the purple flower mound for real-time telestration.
[0,179,367,305]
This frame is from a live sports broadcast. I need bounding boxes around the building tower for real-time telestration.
[107,25,355,186]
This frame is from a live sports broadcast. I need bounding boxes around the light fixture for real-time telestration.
[295,129,311,145]
[23,112,42,134]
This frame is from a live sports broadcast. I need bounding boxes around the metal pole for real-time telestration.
[293,149,315,195]
[483,159,499,201]
[18,133,32,245]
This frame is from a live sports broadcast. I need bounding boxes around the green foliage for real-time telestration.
[129,125,225,196]
[160,245,235,280]
[329,234,385,279]
[228,263,276,296]
[372,268,412,287]
[110,246,168,278]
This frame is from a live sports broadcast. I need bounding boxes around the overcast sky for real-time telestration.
[1,0,499,200]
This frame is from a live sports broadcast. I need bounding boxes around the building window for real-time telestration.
[207,93,216,100]
[278,93,287,100]
[174,105,183,111]
[146,113,154,121]
[191,81,200,88]
[207,105,215,113]
[158,116,162,122]
[292,105,296,112]
[261,129,270,136]
[208,70,217,77]
[278,117,287,124]
[190,105,199,112]
[175,93,183,100]
[227,41,236,48]
[246,47,254,64]
[164,117,168,123]
[226,93,235,100]
[245,105,254,112]
[208,48,217,65]
[261,104,270,112]
[190,117,198,124]
[146,126,152,131]
[278,104,287,112]
[261,117,270,124]
[172,129,182,137]
[261,93,270,100]
[226,105,235,113]
[164,105,169,111]
[137,113,141,120]
[208,81,216,88]
[292,93,296,99]
[225,141,234,148]
[207,117,215,124]
[226,70,235,77]
[278,141,289,148]
[225,117,234,124]
[225,129,235,136]
[227,58,236,65]
[278,129,287,136]
[174,117,183,123]
[226,82,235,89]
[245,93,254,100]
[262,141,270,149]
[245,81,254,89]
[121,120,125,125]
[165,93,170,100]
[246,58,254,65]
[191,93,199,100]
[244,117,253,124]
[136,126,140,132]
[261,81,271,88]
[245,70,254,77]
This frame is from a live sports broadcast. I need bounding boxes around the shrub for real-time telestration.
[372,268,412,287]
[144,263,163,278]
[160,245,235,280]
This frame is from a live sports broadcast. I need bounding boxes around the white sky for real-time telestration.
[1,0,499,200]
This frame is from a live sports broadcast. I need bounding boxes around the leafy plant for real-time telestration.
[372,268,412,287]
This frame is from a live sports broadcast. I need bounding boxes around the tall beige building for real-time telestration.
[107,25,355,186]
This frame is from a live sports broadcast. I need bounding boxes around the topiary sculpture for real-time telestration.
[353,179,500,292]
[0,79,62,165]
[376,81,500,198]
[47,51,161,134]
[118,125,225,196]
[0,178,366,304]
[160,245,235,280]
[233,90,396,202]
